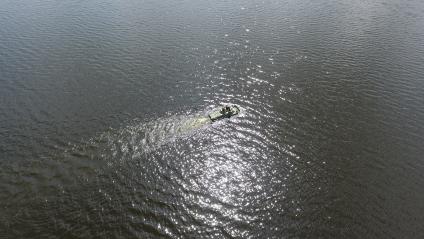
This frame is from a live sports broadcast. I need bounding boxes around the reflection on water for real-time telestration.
[1,0,424,238]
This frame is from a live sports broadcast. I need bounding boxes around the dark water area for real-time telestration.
[1,0,424,238]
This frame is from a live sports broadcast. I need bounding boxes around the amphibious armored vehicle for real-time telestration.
[208,105,240,122]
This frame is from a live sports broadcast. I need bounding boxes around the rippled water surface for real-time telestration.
[1,0,424,238]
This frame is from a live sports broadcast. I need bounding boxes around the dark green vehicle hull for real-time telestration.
[208,105,240,122]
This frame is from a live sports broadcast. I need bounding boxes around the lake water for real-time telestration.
[1,0,424,238]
